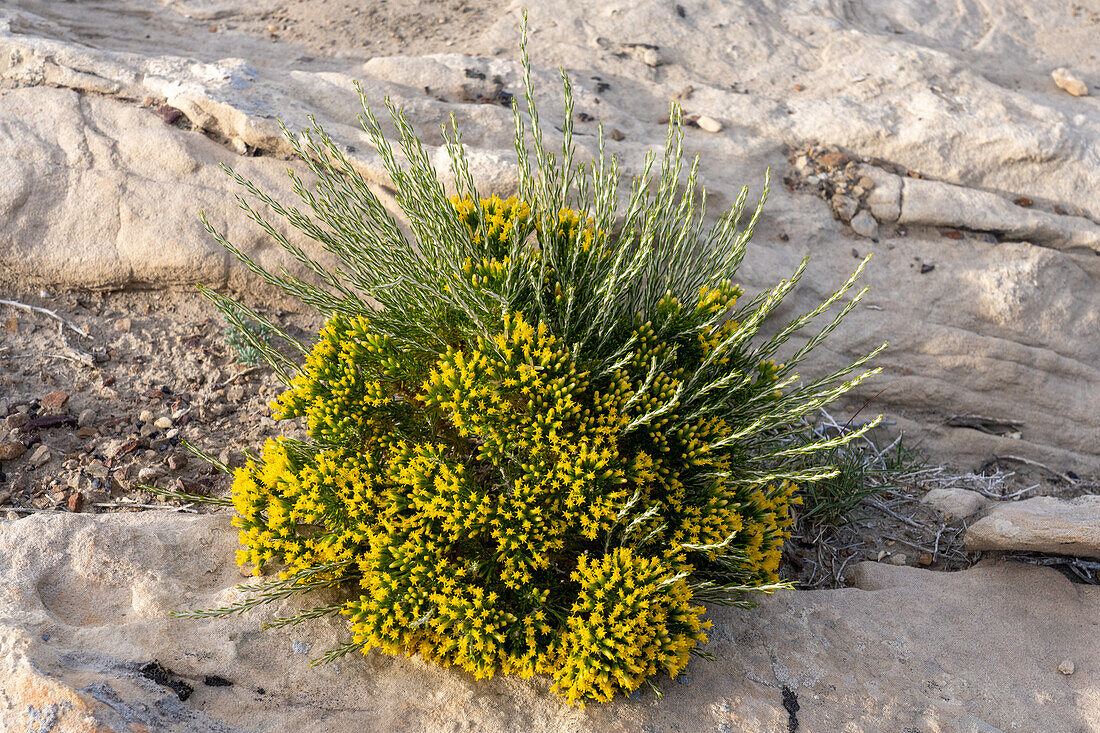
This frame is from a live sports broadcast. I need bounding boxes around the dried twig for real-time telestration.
[216,365,263,390]
[984,454,1076,484]
[93,502,199,513]
[864,497,924,529]
[0,298,90,339]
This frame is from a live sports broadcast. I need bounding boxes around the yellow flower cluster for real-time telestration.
[451,195,531,258]
[228,196,801,704]
[555,548,708,704]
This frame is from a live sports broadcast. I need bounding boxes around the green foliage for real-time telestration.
[187,19,882,705]
[223,313,279,366]
[795,425,924,526]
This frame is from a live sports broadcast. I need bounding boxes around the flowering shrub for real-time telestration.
[176,25,881,705]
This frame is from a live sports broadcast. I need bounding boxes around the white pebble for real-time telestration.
[696,115,723,133]
[641,48,662,67]
[1052,68,1088,97]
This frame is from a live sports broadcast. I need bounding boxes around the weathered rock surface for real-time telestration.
[921,487,991,520]
[965,495,1100,558]
[2,512,1098,732]
[1,0,1099,475]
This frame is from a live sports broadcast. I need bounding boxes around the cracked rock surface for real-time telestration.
[1,512,1098,732]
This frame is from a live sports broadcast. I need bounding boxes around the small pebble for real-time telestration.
[1058,659,1075,675]
[641,48,662,67]
[39,391,69,414]
[114,317,132,333]
[888,553,907,566]
[0,442,26,461]
[832,194,859,222]
[849,211,878,238]
[154,416,173,430]
[139,410,155,424]
[167,454,188,471]
[696,115,723,133]
[1051,67,1089,97]
[819,151,849,169]
[68,492,84,513]
[30,445,52,468]
[4,414,29,430]
[918,551,933,566]
[137,467,162,483]
[157,106,184,125]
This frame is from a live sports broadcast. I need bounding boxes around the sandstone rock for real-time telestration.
[154,416,174,429]
[819,151,849,170]
[39,390,69,414]
[87,460,109,480]
[1,513,1096,732]
[849,210,878,238]
[0,442,25,461]
[28,445,51,467]
[78,408,97,427]
[4,413,29,430]
[899,176,1100,253]
[137,466,163,483]
[921,487,990,520]
[1052,67,1089,96]
[858,165,902,222]
[831,194,859,222]
[965,495,1100,558]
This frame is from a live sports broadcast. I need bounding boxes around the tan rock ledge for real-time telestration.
[965,495,1100,558]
